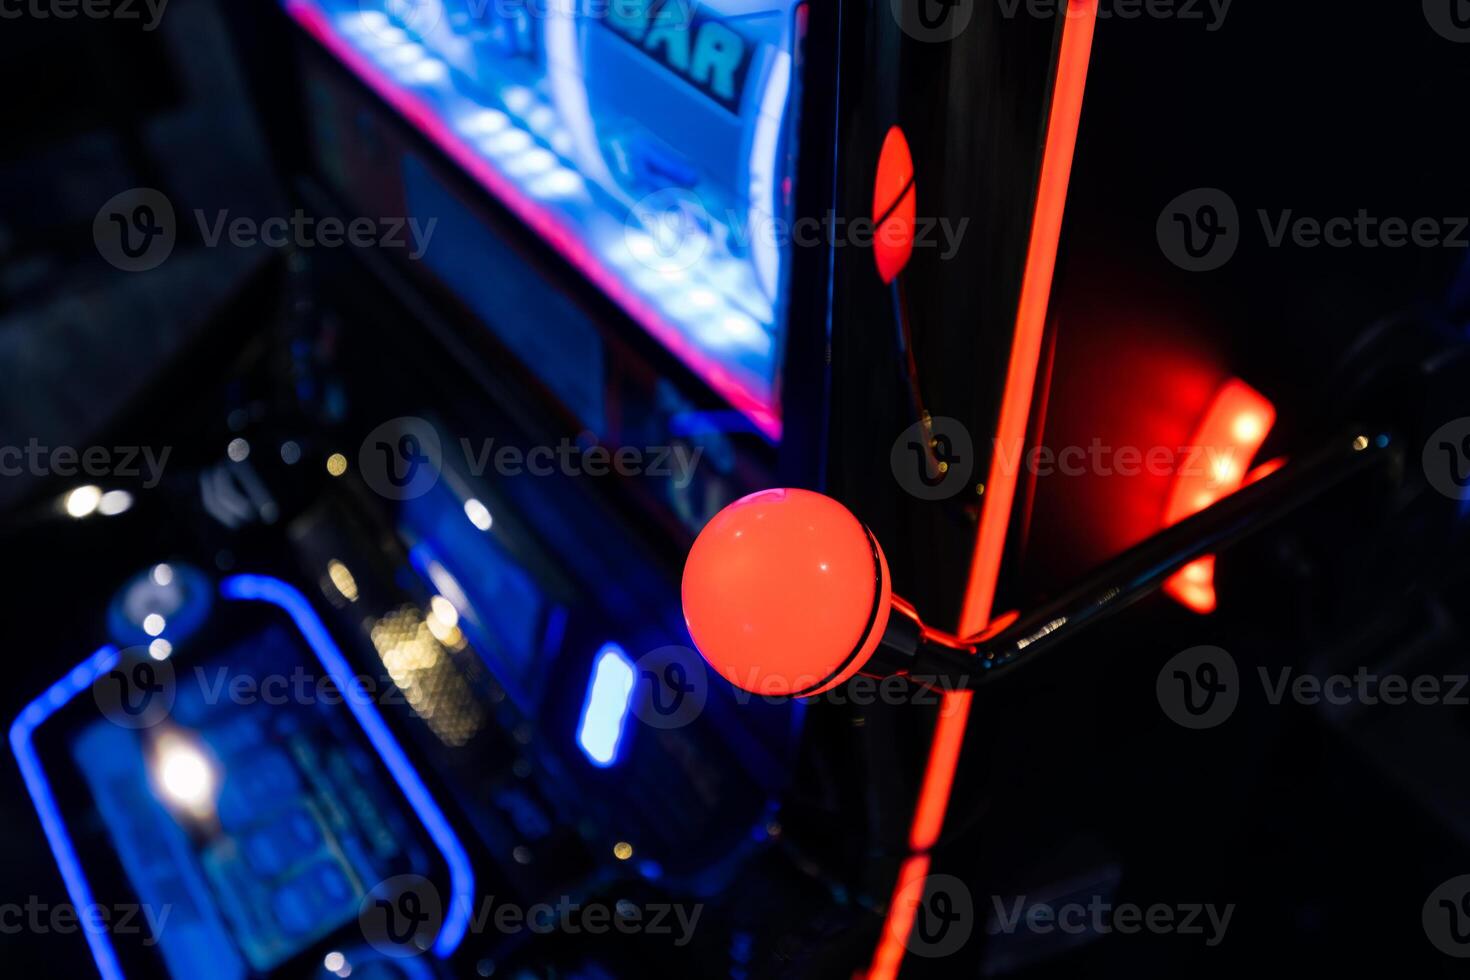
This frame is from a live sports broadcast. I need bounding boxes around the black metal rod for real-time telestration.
[906,428,1399,686]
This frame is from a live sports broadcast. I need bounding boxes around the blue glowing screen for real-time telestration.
[288,0,805,437]
[70,626,428,975]
[11,580,478,980]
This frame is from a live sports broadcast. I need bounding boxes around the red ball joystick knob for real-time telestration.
[682,488,892,698]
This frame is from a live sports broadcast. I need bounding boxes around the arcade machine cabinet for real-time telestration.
[7,1,1087,978]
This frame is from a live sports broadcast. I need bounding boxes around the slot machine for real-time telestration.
[9,1,1098,977]
[15,0,1468,977]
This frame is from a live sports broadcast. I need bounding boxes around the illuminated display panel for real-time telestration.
[286,0,805,439]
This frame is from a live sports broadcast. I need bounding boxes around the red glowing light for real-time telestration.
[682,489,892,698]
[1161,379,1277,614]
[873,126,917,284]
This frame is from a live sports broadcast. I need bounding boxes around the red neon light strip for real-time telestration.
[869,855,933,980]
[867,3,1097,976]
[959,1,1097,638]
[285,1,782,440]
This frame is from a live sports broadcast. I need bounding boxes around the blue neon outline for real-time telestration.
[576,643,635,768]
[10,644,125,980]
[219,574,474,958]
[12,575,480,974]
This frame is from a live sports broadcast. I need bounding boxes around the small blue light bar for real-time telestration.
[577,644,636,768]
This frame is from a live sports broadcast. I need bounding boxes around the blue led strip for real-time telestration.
[576,643,635,768]
[9,644,126,980]
[219,574,475,958]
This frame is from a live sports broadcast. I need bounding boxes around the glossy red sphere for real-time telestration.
[682,488,891,697]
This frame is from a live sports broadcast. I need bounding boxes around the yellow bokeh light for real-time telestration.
[327,560,359,603]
